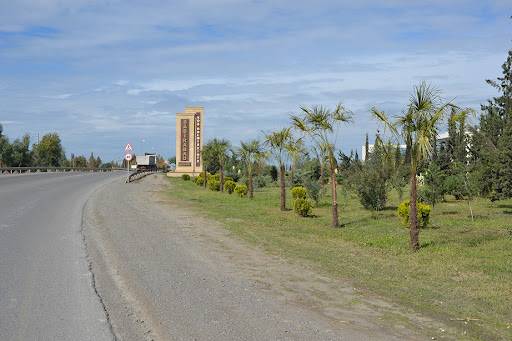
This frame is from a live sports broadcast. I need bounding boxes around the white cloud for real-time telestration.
[0,1,507,161]
[41,93,73,99]
[114,80,129,86]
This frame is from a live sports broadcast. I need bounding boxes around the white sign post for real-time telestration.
[124,143,133,172]
[124,153,132,172]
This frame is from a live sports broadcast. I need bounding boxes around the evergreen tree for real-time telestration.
[455,113,468,164]
[364,133,369,161]
[447,107,458,163]
[496,121,512,198]
[0,123,12,167]
[338,151,352,171]
[88,152,97,169]
[395,144,401,167]
[74,155,87,168]
[11,134,31,167]
[475,47,512,199]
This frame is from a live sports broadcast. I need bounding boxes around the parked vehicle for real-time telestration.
[135,153,157,171]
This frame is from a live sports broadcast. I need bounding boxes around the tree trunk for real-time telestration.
[319,159,324,191]
[279,163,286,211]
[330,162,339,227]
[220,165,224,192]
[290,162,295,186]
[248,172,254,199]
[409,169,420,250]
[204,169,207,189]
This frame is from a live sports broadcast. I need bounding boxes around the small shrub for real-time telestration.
[293,198,313,217]
[210,173,220,182]
[208,179,220,191]
[225,180,236,194]
[194,174,205,186]
[182,174,191,181]
[234,183,248,197]
[224,176,234,183]
[291,186,307,200]
[254,175,271,188]
[397,200,432,228]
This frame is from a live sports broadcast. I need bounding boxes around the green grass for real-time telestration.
[167,178,512,340]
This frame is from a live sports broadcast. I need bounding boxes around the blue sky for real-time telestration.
[0,1,510,162]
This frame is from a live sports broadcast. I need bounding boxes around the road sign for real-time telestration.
[125,143,133,152]
[125,154,132,161]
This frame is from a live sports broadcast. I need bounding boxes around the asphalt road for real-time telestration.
[1,173,437,340]
[0,172,124,341]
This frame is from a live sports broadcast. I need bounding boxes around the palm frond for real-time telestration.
[371,107,399,138]
[290,114,308,132]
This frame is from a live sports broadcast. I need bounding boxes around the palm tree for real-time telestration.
[264,128,292,211]
[202,141,215,189]
[239,139,265,199]
[202,138,230,190]
[291,104,352,227]
[213,138,231,191]
[285,136,305,185]
[372,82,450,250]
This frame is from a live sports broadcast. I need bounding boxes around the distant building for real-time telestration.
[360,131,469,161]
[361,144,406,162]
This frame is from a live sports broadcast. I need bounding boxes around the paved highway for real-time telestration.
[0,172,123,341]
[1,173,435,340]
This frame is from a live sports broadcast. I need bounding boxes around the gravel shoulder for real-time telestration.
[84,174,445,340]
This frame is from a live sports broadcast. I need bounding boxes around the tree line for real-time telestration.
[193,46,512,251]
[0,130,119,169]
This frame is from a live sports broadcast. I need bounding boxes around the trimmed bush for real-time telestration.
[210,173,220,182]
[291,186,307,200]
[234,183,248,197]
[194,174,205,186]
[397,200,432,229]
[182,174,191,181]
[225,180,236,194]
[208,179,220,191]
[224,176,234,183]
[293,198,313,217]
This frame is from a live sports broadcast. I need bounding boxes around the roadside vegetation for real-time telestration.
[0,129,118,169]
[0,128,170,170]
[168,178,511,340]
[167,47,512,340]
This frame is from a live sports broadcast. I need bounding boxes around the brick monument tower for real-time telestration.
[169,106,204,177]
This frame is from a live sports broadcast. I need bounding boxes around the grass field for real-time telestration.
[166,177,512,340]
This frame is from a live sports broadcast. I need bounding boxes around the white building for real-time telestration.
[361,144,406,161]
[361,131,466,161]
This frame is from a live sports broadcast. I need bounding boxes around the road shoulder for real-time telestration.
[84,174,450,340]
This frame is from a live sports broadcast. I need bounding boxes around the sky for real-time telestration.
[0,0,510,162]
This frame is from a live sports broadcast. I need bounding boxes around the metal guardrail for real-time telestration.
[0,166,125,174]
[126,170,158,183]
